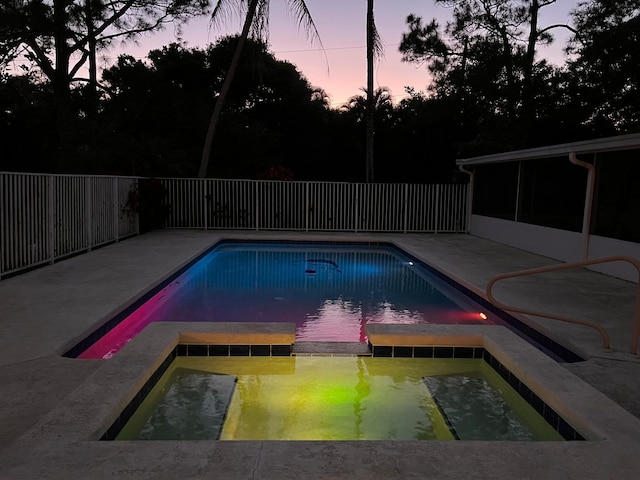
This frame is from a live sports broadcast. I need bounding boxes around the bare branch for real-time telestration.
[538,23,579,37]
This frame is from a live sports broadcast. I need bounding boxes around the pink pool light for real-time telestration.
[79,278,184,359]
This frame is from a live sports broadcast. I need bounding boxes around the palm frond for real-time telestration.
[209,0,245,32]
[286,0,329,71]
[370,10,384,59]
[251,0,270,41]
[286,0,324,49]
[209,0,326,68]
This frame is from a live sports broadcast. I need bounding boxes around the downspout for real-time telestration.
[458,165,474,233]
[569,152,595,260]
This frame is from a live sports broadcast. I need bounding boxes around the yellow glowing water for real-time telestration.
[219,356,457,440]
[117,356,563,441]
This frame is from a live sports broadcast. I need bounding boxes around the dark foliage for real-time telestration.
[1,0,639,181]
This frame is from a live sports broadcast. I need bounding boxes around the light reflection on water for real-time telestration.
[115,357,563,442]
[80,244,497,358]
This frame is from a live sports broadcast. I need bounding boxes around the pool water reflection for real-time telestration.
[80,243,499,359]
[116,356,563,441]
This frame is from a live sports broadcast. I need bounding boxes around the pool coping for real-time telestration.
[5,322,640,479]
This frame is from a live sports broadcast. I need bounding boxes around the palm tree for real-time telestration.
[198,0,324,178]
[366,0,383,183]
[343,87,393,120]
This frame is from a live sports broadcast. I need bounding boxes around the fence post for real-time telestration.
[254,180,259,231]
[0,173,4,279]
[86,177,93,251]
[48,176,55,264]
[355,184,360,233]
[132,177,140,236]
[305,182,309,232]
[434,184,440,234]
[112,178,119,242]
[403,184,409,233]
[203,179,208,231]
[463,183,470,232]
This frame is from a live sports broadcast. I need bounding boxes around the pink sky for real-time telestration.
[111,0,578,107]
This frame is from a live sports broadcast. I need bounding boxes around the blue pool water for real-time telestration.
[74,241,576,360]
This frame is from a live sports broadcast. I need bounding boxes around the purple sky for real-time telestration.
[112,0,579,107]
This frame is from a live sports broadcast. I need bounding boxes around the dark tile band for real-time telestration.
[100,347,177,440]
[177,344,293,357]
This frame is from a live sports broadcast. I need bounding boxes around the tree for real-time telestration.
[197,0,323,178]
[342,87,393,120]
[566,0,640,132]
[99,44,215,175]
[99,39,323,178]
[399,0,576,149]
[338,87,393,181]
[365,0,383,183]
[385,90,461,182]
[0,72,57,172]
[0,0,209,169]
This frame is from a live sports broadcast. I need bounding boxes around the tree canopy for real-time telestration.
[566,0,640,132]
[398,0,586,152]
[198,0,324,177]
[0,0,638,180]
[0,0,209,169]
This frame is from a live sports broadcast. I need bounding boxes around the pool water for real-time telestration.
[115,356,563,441]
[79,243,503,359]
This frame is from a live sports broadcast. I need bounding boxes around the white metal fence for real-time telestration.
[1,173,469,278]
[1,173,139,279]
[161,179,469,233]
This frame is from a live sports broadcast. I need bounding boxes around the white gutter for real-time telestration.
[569,152,596,261]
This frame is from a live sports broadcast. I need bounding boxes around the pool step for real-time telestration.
[292,342,372,357]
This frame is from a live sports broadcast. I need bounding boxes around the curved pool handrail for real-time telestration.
[486,256,640,354]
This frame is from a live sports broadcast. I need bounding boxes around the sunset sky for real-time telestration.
[113,0,579,107]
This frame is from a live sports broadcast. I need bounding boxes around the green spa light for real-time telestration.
[117,356,562,442]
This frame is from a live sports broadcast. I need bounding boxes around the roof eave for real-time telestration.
[456,132,640,166]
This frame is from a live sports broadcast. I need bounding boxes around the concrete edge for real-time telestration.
[365,323,640,443]
[14,322,640,450]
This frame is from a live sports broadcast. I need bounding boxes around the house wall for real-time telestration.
[588,235,640,281]
[470,214,640,282]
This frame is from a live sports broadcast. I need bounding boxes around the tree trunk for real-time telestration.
[498,26,516,119]
[53,0,73,172]
[198,0,259,178]
[365,0,375,183]
[522,0,539,131]
[87,0,99,172]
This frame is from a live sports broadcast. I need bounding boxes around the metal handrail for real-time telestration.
[486,256,640,354]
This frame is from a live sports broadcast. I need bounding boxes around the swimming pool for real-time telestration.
[114,356,564,441]
[67,241,579,361]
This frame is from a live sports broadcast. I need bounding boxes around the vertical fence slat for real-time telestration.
[1,174,4,278]
[47,176,54,264]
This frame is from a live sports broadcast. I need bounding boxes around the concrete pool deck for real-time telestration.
[1,230,640,479]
